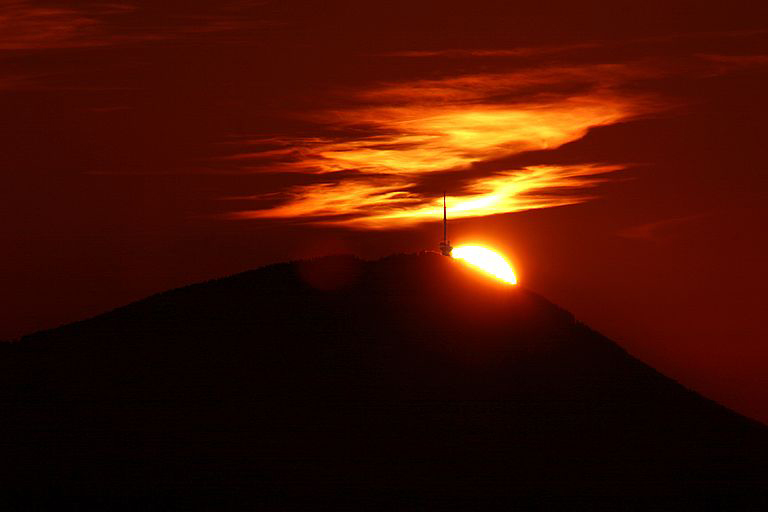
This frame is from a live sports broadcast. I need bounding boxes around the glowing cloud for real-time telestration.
[232,164,621,228]
[289,98,635,175]
[228,63,664,227]
[0,1,252,50]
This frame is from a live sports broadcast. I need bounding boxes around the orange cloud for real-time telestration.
[232,164,622,229]
[0,2,139,50]
[375,44,599,58]
[0,1,253,50]
[618,214,708,241]
[228,63,665,228]
[296,96,638,174]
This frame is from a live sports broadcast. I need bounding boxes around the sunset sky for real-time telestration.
[2,1,767,422]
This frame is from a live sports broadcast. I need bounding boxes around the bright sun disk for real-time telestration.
[451,245,517,285]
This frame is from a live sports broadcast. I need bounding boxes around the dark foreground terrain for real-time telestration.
[1,253,765,510]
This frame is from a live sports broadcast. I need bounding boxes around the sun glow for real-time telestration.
[451,245,517,285]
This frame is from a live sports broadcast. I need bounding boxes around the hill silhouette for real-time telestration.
[1,252,765,510]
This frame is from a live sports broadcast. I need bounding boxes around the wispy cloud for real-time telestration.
[0,0,255,51]
[0,1,146,50]
[697,53,768,71]
[375,44,599,58]
[232,164,622,229]
[226,61,665,228]
[619,214,708,241]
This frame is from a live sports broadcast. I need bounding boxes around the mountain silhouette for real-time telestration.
[1,252,765,510]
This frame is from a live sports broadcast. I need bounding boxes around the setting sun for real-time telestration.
[451,245,517,285]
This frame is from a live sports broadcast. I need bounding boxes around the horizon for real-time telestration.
[1,0,767,426]
[4,249,765,507]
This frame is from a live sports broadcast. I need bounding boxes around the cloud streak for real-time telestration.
[0,1,256,51]
[0,1,147,50]
[618,214,708,241]
[375,44,599,58]
[232,164,622,229]
[226,62,667,228]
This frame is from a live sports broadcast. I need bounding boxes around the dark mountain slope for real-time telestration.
[1,252,765,510]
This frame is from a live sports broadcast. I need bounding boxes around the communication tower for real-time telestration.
[439,192,453,256]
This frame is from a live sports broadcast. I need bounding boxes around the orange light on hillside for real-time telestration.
[451,245,517,285]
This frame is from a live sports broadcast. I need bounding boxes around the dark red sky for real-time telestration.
[2,0,767,422]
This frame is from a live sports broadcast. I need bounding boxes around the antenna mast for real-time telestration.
[439,192,453,256]
[443,192,447,243]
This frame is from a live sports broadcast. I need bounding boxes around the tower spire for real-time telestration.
[440,192,453,256]
[443,192,447,243]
